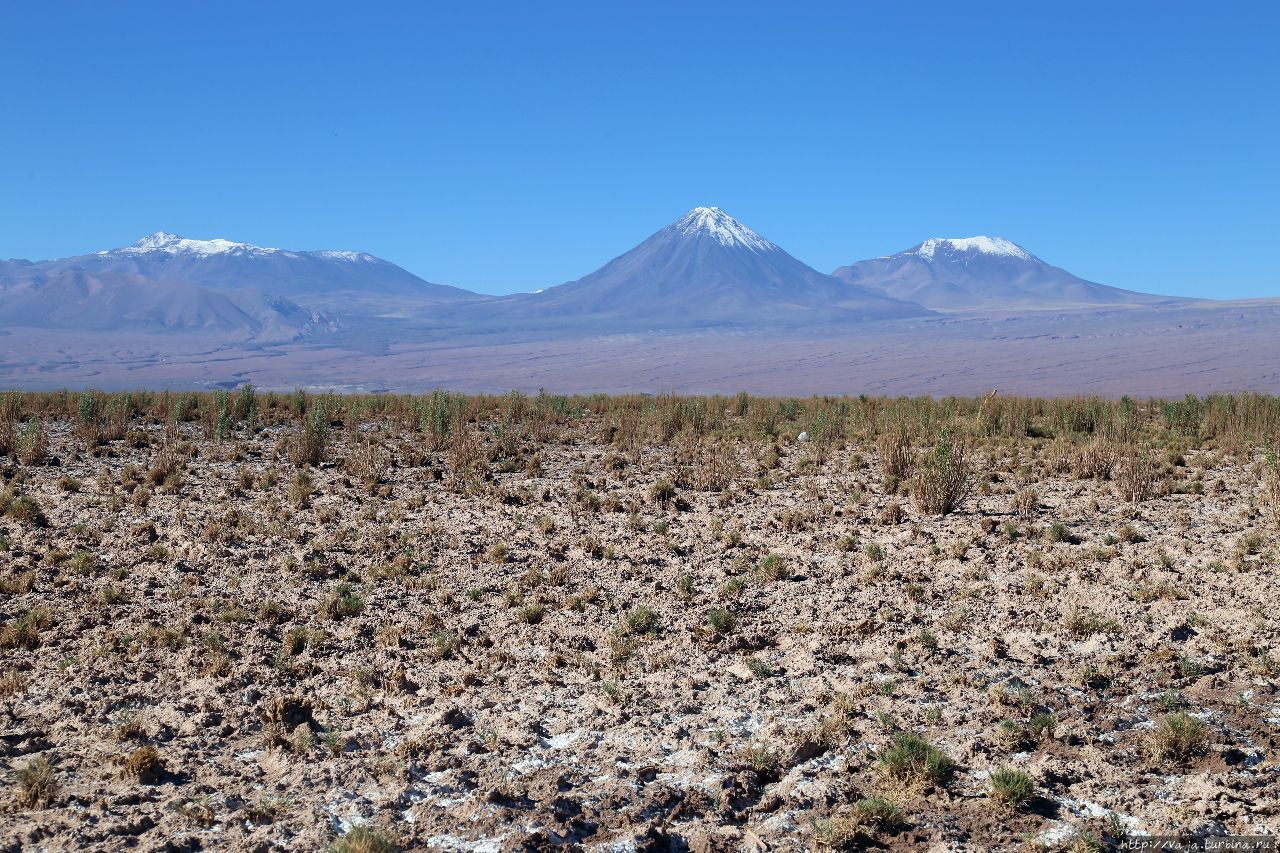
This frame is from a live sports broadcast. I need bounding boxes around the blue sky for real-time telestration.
[2,1,1276,297]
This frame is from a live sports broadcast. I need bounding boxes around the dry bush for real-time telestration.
[345,439,390,490]
[15,756,58,808]
[1072,439,1116,480]
[288,405,330,468]
[1044,438,1075,475]
[15,418,48,466]
[911,431,971,516]
[688,439,740,492]
[289,470,314,509]
[1115,444,1160,503]
[121,746,166,783]
[0,392,19,455]
[877,427,914,480]
[447,427,485,487]
[1009,488,1038,520]
[878,501,904,526]
[1266,441,1280,531]
[146,442,183,488]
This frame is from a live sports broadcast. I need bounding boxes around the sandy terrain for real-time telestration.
[1,392,1278,851]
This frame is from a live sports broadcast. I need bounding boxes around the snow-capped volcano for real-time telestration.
[673,207,778,253]
[469,206,929,330]
[833,236,1175,312]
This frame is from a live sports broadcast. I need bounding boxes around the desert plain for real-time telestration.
[1,389,1278,851]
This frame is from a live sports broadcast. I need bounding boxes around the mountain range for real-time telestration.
[0,208,1181,339]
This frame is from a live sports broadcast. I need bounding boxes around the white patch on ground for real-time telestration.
[324,792,371,834]
[545,731,581,749]
[592,840,639,852]
[425,834,507,852]
[1038,820,1077,846]
[1056,796,1142,831]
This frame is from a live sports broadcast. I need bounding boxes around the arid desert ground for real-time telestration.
[2,389,1279,851]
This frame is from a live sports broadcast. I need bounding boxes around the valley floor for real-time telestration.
[3,300,1280,397]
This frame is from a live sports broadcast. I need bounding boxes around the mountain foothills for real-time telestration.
[0,208,1180,340]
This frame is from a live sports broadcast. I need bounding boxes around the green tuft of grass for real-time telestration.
[989,765,1034,808]
[706,607,736,635]
[877,733,955,785]
[1147,711,1209,763]
[331,825,398,853]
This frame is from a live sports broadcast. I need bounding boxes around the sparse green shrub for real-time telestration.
[290,403,330,467]
[15,419,48,466]
[516,602,545,624]
[4,494,47,527]
[1044,521,1078,544]
[332,825,398,853]
[744,657,772,678]
[648,479,676,506]
[1063,605,1120,637]
[322,583,364,620]
[911,430,971,516]
[76,391,101,447]
[854,795,902,828]
[1147,711,1209,763]
[989,766,1034,807]
[706,607,736,635]
[624,605,660,635]
[0,607,52,651]
[877,733,955,785]
[757,553,788,582]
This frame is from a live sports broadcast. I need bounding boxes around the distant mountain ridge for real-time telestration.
[0,232,478,315]
[0,216,1188,343]
[832,236,1176,311]
[0,232,482,337]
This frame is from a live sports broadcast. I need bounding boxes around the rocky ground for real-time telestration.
[1,412,1278,851]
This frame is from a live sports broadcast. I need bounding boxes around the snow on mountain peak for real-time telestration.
[674,207,777,253]
[109,232,281,258]
[314,250,378,263]
[912,236,1035,262]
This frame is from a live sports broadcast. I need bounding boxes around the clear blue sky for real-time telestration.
[2,1,1276,297]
